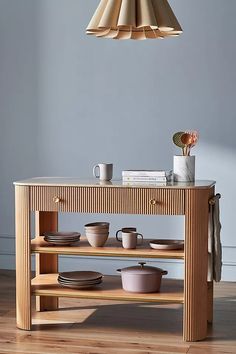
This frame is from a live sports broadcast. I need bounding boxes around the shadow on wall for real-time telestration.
[0,0,40,235]
[197,143,236,247]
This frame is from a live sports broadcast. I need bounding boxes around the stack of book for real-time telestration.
[122,170,172,186]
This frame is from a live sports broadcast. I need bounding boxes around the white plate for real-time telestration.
[149,239,184,250]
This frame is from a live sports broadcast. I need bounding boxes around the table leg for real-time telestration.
[207,187,215,324]
[184,189,209,341]
[35,211,58,311]
[207,281,213,324]
[15,186,31,330]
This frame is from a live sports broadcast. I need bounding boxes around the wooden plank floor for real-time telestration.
[1,270,236,353]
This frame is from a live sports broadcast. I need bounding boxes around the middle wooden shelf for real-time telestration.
[31,236,184,259]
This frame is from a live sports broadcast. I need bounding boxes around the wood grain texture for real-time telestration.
[30,186,185,215]
[2,270,236,354]
[35,212,58,312]
[32,274,184,303]
[15,179,217,342]
[207,186,215,324]
[31,236,185,259]
[15,185,31,330]
[207,281,213,325]
[184,189,210,341]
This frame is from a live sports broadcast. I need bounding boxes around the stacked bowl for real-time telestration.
[84,222,109,247]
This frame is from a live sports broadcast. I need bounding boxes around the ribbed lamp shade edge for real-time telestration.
[86,0,183,40]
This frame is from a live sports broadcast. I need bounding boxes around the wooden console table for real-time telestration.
[14,178,216,342]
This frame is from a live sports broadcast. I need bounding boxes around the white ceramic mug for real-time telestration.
[93,163,113,181]
[116,228,143,249]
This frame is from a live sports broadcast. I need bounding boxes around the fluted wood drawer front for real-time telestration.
[30,186,185,215]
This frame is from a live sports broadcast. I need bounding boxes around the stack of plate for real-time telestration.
[58,271,103,289]
[44,232,81,246]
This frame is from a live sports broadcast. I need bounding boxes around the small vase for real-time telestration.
[173,155,195,182]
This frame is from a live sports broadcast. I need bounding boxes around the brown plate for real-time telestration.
[58,284,101,290]
[58,278,102,286]
[45,238,80,242]
[44,236,80,241]
[58,280,102,289]
[45,243,79,246]
[45,236,80,239]
[84,222,109,228]
[44,232,81,238]
[58,271,103,282]
[45,235,80,238]
[149,239,184,250]
[44,238,80,246]
[58,275,102,282]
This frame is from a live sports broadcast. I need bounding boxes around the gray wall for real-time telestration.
[0,0,236,280]
[0,0,40,264]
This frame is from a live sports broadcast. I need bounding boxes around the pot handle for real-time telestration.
[116,269,121,272]
[161,270,168,275]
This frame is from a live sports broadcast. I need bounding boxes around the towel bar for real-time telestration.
[209,193,221,205]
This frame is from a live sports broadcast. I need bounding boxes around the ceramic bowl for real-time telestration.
[85,228,109,233]
[86,232,109,247]
[84,222,109,229]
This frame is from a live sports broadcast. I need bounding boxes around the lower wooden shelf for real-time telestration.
[31,274,184,304]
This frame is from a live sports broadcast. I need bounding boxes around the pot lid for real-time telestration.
[119,262,166,275]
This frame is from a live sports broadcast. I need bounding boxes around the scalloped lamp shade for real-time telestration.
[86,0,183,40]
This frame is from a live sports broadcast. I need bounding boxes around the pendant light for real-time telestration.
[86,0,182,40]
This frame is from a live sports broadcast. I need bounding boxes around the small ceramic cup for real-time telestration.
[93,163,113,181]
[116,228,143,249]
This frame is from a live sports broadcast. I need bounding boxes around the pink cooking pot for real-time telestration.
[117,262,168,293]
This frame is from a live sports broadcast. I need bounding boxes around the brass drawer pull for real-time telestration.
[149,199,158,206]
[53,196,61,203]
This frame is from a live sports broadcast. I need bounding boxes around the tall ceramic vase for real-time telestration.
[173,155,195,182]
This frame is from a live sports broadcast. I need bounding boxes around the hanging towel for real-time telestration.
[208,194,222,282]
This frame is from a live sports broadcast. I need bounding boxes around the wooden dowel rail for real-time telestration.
[209,193,221,205]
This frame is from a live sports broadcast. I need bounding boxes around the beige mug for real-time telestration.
[93,163,113,181]
[116,228,143,249]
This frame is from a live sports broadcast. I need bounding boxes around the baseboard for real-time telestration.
[0,253,16,270]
